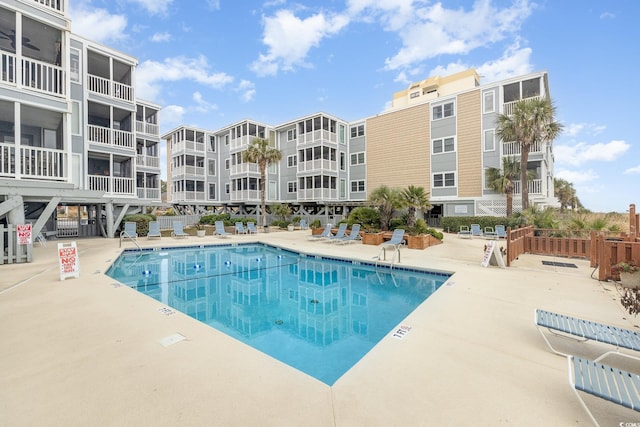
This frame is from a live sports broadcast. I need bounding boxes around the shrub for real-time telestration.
[347,207,381,232]
[122,214,156,236]
[200,213,232,226]
[310,219,322,228]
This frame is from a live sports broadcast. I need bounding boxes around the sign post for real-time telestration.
[58,242,80,280]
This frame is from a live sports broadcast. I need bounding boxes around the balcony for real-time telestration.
[1,52,65,97]
[297,188,338,201]
[88,175,135,195]
[230,163,259,176]
[297,159,337,173]
[135,121,159,136]
[171,191,205,202]
[230,135,254,151]
[33,0,64,13]
[88,125,134,150]
[0,144,65,180]
[171,140,205,153]
[297,130,338,146]
[502,140,543,156]
[137,187,160,200]
[136,154,160,169]
[513,179,543,195]
[88,74,133,102]
[503,95,541,115]
[172,165,204,177]
[230,189,260,202]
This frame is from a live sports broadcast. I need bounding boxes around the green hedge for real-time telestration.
[122,214,156,237]
[440,216,524,233]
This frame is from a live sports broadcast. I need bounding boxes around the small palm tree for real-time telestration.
[400,185,431,228]
[486,157,521,217]
[243,137,282,228]
[496,98,563,211]
[369,185,402,231]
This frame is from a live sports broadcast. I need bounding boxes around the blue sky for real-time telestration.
[69,0,639,213]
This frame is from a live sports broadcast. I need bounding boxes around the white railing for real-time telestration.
[87,125,134,149]
[172,165,205,176]
[137,188,160,200]
[135,121,159,136]
[230,190,260,202]
[113,81,133,102]
[297,159,337,173]
[229,163,259,175]
[22,57,64,96]
[230,135,253,151]
[170,140,205,153]
[20,146,65,180]
[0,143,16,176]
[1,52,16,84]
[171,191,206,201]
[502,140,542,156]
[298,130,338,145]
[503,95,542,115]
[88,175,134,195]
[297,188,338,201]
[87,74,133,102]
[33,0,64,13]
[513,179,542,195]
[136,155,160,168]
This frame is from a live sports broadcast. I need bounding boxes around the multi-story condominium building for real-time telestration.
[165,68,556,224]
[0,0,162,244]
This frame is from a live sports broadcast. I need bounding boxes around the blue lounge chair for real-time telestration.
[458,225,472,238]
[382,229,406,250]
[147,221,161,239]
[171,221,188,238]
[235,222,247,235]
[495,224,507,239]
[120,222,138,241]
[470,224,482,237]
[308,223,332,240]
[299,219,309,230]
[215,221,231,238]
[568,355,640,425]
[335,224,361,244]
[535,309,640,360]
[325,223,348,242]
[247,222,258,234]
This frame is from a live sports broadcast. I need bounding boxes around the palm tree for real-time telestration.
[554,178,581,211]
[243,137,282,228]
[486,157,521,217]
[400,185,431,228]
[495,98,563,210]
[369,185,402,231]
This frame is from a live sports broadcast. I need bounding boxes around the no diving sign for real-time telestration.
[58,242,80,281]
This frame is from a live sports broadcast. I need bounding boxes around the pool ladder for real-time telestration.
[375,244,401,269]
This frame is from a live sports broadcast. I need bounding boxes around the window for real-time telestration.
[224,135,229,145]
[225,183,230,194]
[340,152,346,171]
[287,155,297,167]
[351,180,365,192]
[433,172,456,188]
[484,130,495,151]
[339,124,345,144]
[209,135,216,152]
[350,152,365,165]
[340,179,346,198]
[209,183,216,199]
[71,101,81,135]
[432,101,454,120]
[287,129,297,141]
[483,91,494,114]
[208,159,216,175]
[350,124,364,138]
[225,159,230,170]
[432,137,455,154]
[70,48,80,83]
[410,91,420,99]
[287,181,297,193]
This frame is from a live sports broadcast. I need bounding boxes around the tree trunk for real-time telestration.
[506,190,513,217]
[520,143,530,211]
[260,160,266,228]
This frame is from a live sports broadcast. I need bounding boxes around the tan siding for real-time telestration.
[457,91,482,197]
[366,104,430,195]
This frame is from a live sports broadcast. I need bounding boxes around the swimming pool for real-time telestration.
[106,243,450,385]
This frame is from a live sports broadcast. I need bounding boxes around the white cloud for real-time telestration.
[554,169,598,185]
[151,32,172,42]
[128,0,174,15]
[236,80,256,102]
[625,165,640,175]
[555,140,630,166]
[600,12,615,19]
[207,0,221,11]
[251,9,349,76]
[159,105,186,129]
[564,122,606,137]
[476,39,533,83]
[192,92,218,113]
[136,55,234,101]
[69,6,128,44]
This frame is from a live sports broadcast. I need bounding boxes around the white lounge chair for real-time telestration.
[458,225,472,238]
[334,224,361,244]
[121,222,137,240]
[215,221,231,238]
[299,219,309,230]
[325,223,348,242]
[247,222,258,234]
[147,221,161,239]
[308,223,332,240]
[484,226,498,239]
[235,222,247,235]
[171,221,188,238]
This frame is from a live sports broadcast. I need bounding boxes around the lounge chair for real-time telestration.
[247,222,258,234]
[334,224,361,244]
[535,309,640,360]
[121,222,137,240]
[484,226,498,239]
[147,221,161,239]
[325,223,348,242]
[308,223,332,240]
[235,222,247,235]
[495,224,507,239]
[470,224,483,237]
[299,219,309,230]
[215,221,231,238]
[458,225,472,238]
[568,355,640,425]
[382,229,406,249]
[171,221,188,238]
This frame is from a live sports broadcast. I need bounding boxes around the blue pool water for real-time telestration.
[106,243,450,385]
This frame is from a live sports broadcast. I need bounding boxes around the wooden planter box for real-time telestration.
[406,234,443,250]
[362,232,384,245]
[620,272,640,289]
[311,227,325,235]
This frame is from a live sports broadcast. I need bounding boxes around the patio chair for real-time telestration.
[568,355,640,426]
[299,219,309,230]
[121,222,137,240]
[458,225,472,238]
[215,221,231,238]
[235,222,247,235]
[470,224,483,237]
[484,226,498,239]
[535,309,640,360]
[246,222,258,234]
[335,224,361,244]
[325,223,348,242]
[171,221,188,238]
[495,224,507,239]
[308,223,333,240]
[382,229,406,250]
[147,221,161,239]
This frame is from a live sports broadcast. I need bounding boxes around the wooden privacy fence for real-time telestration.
[505,227,592,267]
[505,226,532,267]
[0,224,33,265]
[592,234,640,281]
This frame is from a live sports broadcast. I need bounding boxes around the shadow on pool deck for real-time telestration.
[1,231,638,426]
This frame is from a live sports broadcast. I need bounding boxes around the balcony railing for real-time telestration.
[1,52,16,84]
[170,140,205,153]
[513,179,542,195]
[88,125,134,149]
[230,135,254,151]
[172,165,205,176]
[171,191,205,202]
[136,155,160,168]
[297,159,337,173]
[0,143,66,180]
[298,130,338,145]
[1,52,64,97]
[34,0,64,13]
[297,188,338,201]
[0,144,15,176]
[230,189,260,202]
[229,163,259,175]
[137,187,160,200]
[135,121,159,136]
[88,175,134,195]
[503,95,542,115]
[502,140,543,156]
[87,74,133,102]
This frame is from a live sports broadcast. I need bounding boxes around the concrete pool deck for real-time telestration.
[1,230,638,426]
